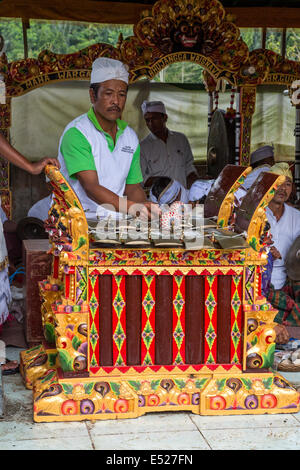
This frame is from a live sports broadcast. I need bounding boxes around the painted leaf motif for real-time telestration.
[48,353,58,367]
[262,377,273,390]
[44,323,56,344]
[40,370,56,384]
[58,349,74,372]
[241,378,252,390]
[128,380,141,391]
[195,378,209,390]
[74,236,87,251]
[72,335,82,351]
[62,383,74,395]
[151,380,160,391]
[174,379,186,390]
[84,382,94,395]
[110,382,121,397]
[216,378,226,391]
[262,343,275,368]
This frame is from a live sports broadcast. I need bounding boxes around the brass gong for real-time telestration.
[207,109,236,179]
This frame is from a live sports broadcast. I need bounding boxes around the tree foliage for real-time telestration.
[0,19,299,83]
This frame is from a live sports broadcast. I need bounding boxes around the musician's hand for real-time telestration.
[143,201,161,220]
[29,158,60,175]
[270,246,282,260]
[128,201,161,221]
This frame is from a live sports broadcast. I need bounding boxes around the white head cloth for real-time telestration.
[141,100,167,115]
[188,179,214,202]
[90,58,129,84]
[149,180,183,205]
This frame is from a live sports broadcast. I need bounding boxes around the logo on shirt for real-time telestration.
[121,145,134,154]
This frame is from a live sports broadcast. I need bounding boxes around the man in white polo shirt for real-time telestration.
[58,58,159,220]
[140,100,199,190]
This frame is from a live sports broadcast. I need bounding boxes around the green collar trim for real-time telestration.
[88,107,127,131]
[88,107,127,150]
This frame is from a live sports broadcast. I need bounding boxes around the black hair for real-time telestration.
[151,177,172,200]
[90,83,101,99]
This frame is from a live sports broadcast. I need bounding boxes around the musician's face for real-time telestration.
[90,79,128,122]
[273,177,293,203]
[144,112,167,136]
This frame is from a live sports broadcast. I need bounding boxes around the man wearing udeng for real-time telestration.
[58,57,159,220]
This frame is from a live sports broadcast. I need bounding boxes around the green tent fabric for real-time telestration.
[10,80,296,164]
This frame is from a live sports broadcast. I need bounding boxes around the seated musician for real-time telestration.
[140,101,199,189]
[149,176,214,205]
[58,58,159,221]
[263,163,300,343]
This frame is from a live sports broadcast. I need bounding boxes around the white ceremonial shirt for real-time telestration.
[266,204,300,290]
[140,130,197,188]
[58,109,141,220]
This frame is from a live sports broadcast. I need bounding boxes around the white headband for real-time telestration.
[90,57,129,84]
[141,100,166,115]
[150,180,180,205]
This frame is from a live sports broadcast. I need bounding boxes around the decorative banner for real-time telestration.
[131,52,236,85]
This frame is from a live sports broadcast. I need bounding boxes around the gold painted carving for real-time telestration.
[217,166,252,227]
[246,174,285,251]
[201,373,299,415]
[243,302,278,371]
[20,344,58,390]
[45,165,89,261]
[54,310,89,373]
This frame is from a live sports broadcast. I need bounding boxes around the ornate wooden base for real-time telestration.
[20,346,300,422]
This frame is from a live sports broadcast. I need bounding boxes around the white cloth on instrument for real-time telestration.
[242,165,272,191]
[149,180,189,205]
[188,179,214,202]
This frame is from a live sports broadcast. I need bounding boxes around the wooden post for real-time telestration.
[295,105,300,200]
[235,88,241,165]
[239,86,256,166]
